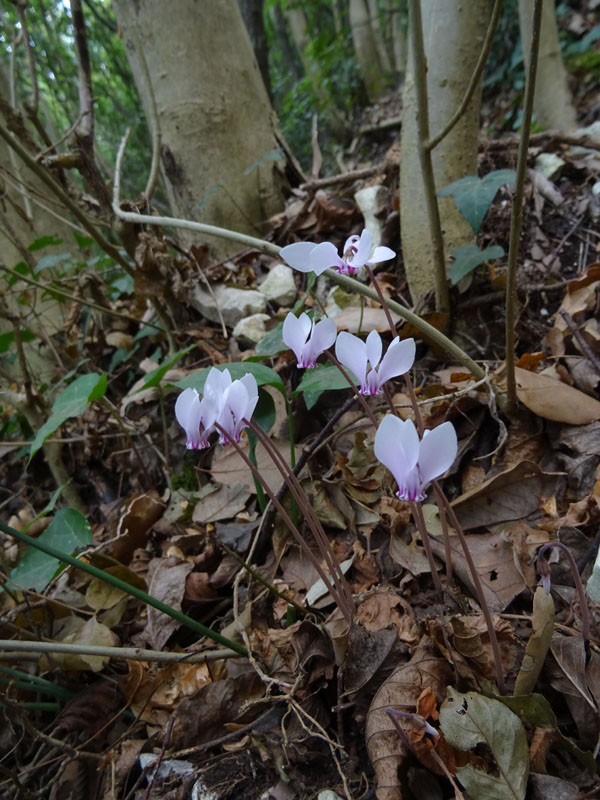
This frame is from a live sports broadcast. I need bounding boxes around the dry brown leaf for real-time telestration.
[356,590,419,644]
[366,638,453,800]
[211,438,300,494]
[515,367,600,424]
[144,559,195,650]
[192,481,250,523]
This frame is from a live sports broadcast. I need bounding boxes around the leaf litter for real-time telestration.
[4,115,600,800]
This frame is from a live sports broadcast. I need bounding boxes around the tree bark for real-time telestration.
[237,0,272,100]
[518,0,577,131]
[400,0,489,301]
[113,0,287,256]
[349,0,386,101]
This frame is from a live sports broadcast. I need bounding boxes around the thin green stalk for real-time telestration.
[0,666,74,700]
[505,0,543,414]
[408,0,450,313]
[0,521,248,657]
[247,429,267,513]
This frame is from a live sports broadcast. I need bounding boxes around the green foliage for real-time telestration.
[439,170,516,234]
[138,346,196,391]
[29,372,107,458]
[10,508,92,591]
[450,244,505,285]
[294,363,357,409]
[175,362,286,398]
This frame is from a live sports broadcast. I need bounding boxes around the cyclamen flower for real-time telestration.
[280,229,395,277]
[335,330,415,395]
[374,416,457,502]
[175,387,217,449]
[282,312,337,368]
[175,367,258,448]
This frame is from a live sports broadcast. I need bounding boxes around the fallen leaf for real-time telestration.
[514,587,555,696]
[515,366,600,424]
[210,438,300,494]
[439,688,529,800]
[144,559,195,650]
[192,481,250,523]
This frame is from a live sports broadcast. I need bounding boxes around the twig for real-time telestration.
[505,0,544,414]
[0,639,239,664]
[559,310,600,375]
[300,164,382,191]
[426,0,503,151]
[407,0,450,314]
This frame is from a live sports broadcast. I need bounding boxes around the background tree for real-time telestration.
[113,0,288,256]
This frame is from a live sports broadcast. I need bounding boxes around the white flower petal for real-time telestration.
[368,245,396,264]
[375,415,419,488]
[335,331,367,387]
[280,241,317,272]
[418,422,457,487]
[353,229,373,267]
[365,330,382,369]
[377,338,416,386]
[309,241,344,275]
[305,317,337,364]
[175,388,202,448]
[283,312,309,361]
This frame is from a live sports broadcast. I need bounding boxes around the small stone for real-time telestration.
[534,152,565,179]
[259,262,297,306]
[190,284,266,327]
[232,313,271,346]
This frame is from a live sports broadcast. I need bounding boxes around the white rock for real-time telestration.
[190,284,266,327]
[534,152,565,179]
[232,313,271,346]
[259,262,297,306]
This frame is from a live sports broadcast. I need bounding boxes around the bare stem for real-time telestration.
[411,500,443,595]
[537,542,590,642]
[505,0,543,414]
[407,0,450,313]
[433,487,506,695]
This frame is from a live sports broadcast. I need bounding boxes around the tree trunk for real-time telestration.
[399,0,489,301]
[518,0,577,131]
[237,0,271,100]
[349,0,386,101]
[113,0,287,256]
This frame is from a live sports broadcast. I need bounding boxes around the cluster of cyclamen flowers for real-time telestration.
[175,229,457,503]
[175,367,258,448]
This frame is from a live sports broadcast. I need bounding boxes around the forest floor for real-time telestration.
[2,79,600,799]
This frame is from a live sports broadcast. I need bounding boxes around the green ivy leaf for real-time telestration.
[175,361,286,398]
[440,688,529,800]
[255,322,286,357]
[29,373,107,458]
[10,508,92,591]
[294,364,357,410]
[138,346,195,391]
[439,170,516,233]
[254,388,276,434]
[27,235,63,252]
[449,244,505,285]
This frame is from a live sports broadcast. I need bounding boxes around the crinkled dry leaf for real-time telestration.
[192,481,250,523]
[211,438,300,494]
[356,591,419,644]
[366,638,452,800]
[144,559,195,650]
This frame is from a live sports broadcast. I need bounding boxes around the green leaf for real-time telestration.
[29,373,107,458]
[138,346,195,391]
[175,362,286,397]
[439,688,529,800]
[254,388,276,434]
[439,170,516,233]
[27,235,63,252]
[449,244,505,285]
[10,508,92,591]
[34,253,73,273]
[73,233,94,250]
[0,330,35,354]
[255,322,286,357]
[294,364,357,410]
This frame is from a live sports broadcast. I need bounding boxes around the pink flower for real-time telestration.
[282,312,337,368]
[281,229,395,277]
[175,368,258,448]
[374,416,457,502]
[335,330,415,394]
[174,387,217,449]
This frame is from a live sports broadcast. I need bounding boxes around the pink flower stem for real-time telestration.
[433,487,506,695]
[213,422,349,619]
[410,500,443,596]
[537,541,590,642]
[325,350,378,427]
[246,418,355,617]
